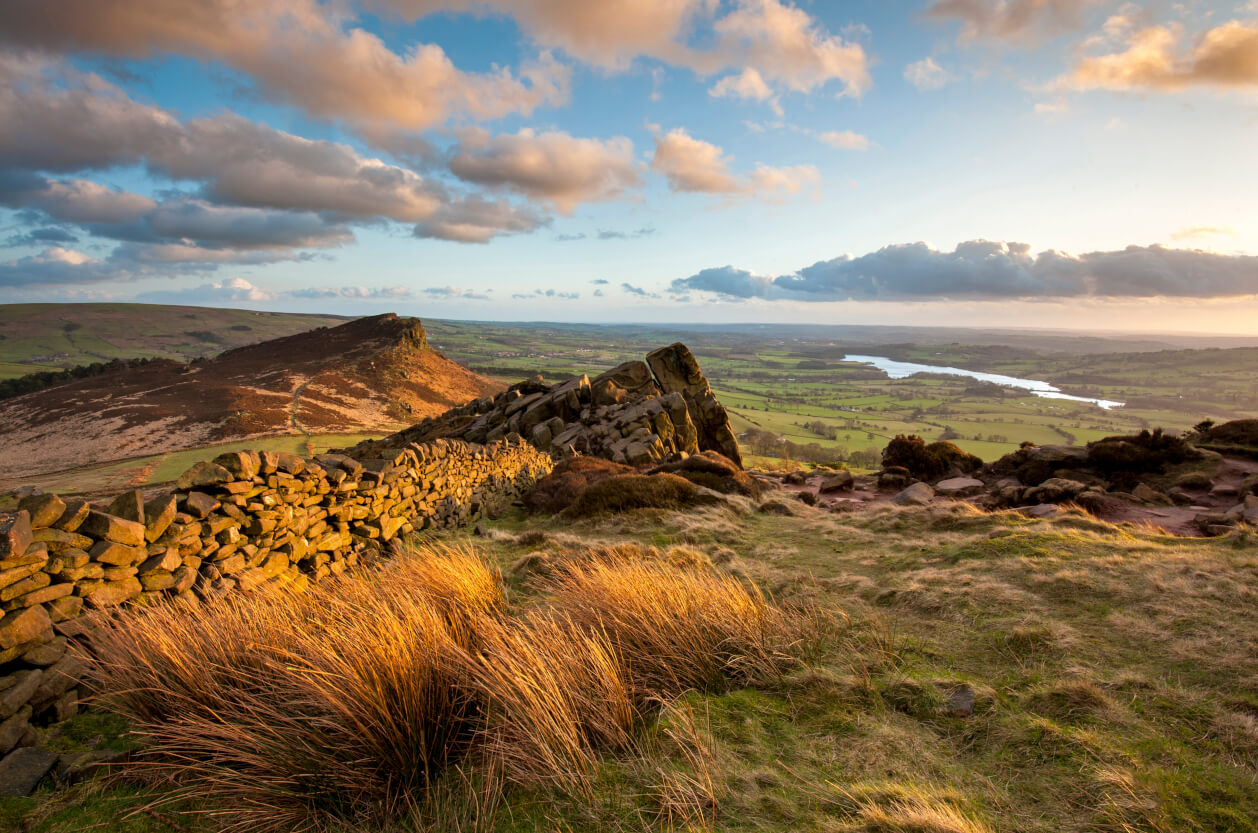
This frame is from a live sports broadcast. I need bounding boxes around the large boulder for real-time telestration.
[646,343,742,466]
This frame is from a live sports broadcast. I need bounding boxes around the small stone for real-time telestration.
[945,684,976,718]
[84,577,142,609]
[52,500,90,532]
[143,494,177,543]
[89,540,146,567]
[0,707,31,755]
[1021,503,1061,518]
[0,670,42,720]
[0,746,59,796]
[45,595,83,623]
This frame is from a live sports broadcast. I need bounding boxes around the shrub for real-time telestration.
[524,456,634,514]
[1085,428,1201,474]
[881,435,982,481]
[561,472,712,517]
[650,450,762,498]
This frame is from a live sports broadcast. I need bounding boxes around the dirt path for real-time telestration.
[288,378,312,435]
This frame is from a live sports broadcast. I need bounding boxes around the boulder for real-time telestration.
[892,482,935,506]
[646,343,742,466]
[1020,503,1062,519]
[1132,483,1172,506]
[934,476,984,497]
[818,471,856,493]
[1024,478,1088,504]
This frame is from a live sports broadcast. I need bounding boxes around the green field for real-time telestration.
[0,303,349,371]
[424,320,1258,464]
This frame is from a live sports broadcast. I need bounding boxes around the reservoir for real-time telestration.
[843,355,1125,410]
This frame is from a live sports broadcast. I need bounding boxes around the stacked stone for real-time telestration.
[0,436,552,764]
[348,343,743,468]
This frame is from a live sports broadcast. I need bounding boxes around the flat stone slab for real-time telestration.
[0,746,58,796]
[935,477,984,496]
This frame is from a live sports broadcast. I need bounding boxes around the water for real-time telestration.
[843,355,1125,410]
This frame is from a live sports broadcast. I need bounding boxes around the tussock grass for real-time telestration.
[79,542,803,832]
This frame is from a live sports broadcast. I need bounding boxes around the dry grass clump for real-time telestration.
[544,556,799,699]
[81,542,802,832]
[827,784,995,833]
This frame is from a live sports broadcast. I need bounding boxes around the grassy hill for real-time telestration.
[7,498,1256,832]
[0,303,351,378]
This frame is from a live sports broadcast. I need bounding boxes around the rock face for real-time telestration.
[347,342,743,468]
[0,435,553,763]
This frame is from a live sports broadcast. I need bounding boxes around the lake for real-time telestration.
[843,355,1125,410]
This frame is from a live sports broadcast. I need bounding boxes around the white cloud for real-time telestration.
[650,127,818,198]
[903,57,955,91]
[817,130,869,151]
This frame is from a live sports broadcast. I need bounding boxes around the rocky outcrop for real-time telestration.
[345,342,743,468]
[0,436,552,769]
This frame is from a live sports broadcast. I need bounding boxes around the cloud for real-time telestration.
[707,0,871,99]
[0,1,570,134]
[420,286,489,300]
[371,0,717,71]
[375,0,869,102]
[590,278,610,284]
[817,130,869,151]
[593,288,605,297]
[555,232,587,242]
[650,128,818,197]
[904,56,954,90]
[709,67,780,113]
[1062,20,1258,91]
[448,128,642,214]
[596,227,656,239]
[671,240,1258,301]
[509,288,579,299]
[136,277,279,304]
[0,173,156,223]
[924,0,1095,44]
[621,281,660,298]
[0,55,546,248]
[292,286,415,299]
[1171,225,1236,241]
[4,226,79,247]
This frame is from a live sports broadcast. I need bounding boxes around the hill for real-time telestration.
[0,314,499,484]
[0,303,351,379]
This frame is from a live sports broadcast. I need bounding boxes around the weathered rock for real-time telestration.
[1025,477,1088,505]
[1020,503,1061,518]
[934,476,984,497]
[143,494,177,543]
[106,490,146,524]
[176,461,235,490]
[0,513,32,562]
[89,541,146,567]
[53,500,90,532]
[17,495,66,530]
[85,578,142,609]
[0,746,58,796]
[1132,483,1172,506]
[0,707,30,755]
[646,343,742,466]
[0,671,42,720]
[0,606,52,651]
[818,471,856,493]
[79,511,145,547]
[892,482,935,506]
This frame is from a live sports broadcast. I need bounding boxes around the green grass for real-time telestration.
[20,496,1258,832]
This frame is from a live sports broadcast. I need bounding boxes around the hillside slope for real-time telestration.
[0,303,350,377]
[0,314,500,482]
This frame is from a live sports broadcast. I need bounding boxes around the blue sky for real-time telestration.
[1,0,1257,332]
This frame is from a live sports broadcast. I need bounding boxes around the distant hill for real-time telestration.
[0,314,500,482]
[0,303,352,378]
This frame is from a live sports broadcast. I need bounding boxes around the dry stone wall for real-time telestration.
[348,342,743,468]
[0,437,552,760]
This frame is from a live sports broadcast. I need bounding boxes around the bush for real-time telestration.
[650,450,762,498]
[562,472,714,517]
[525,456,634,514]
[1085,428,1201,474]
[80,543,803,831]
[881,434,982,481]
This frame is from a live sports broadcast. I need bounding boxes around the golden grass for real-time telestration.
[79,542,803,832]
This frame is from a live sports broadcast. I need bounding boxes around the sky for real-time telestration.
[1,0,1257,332]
